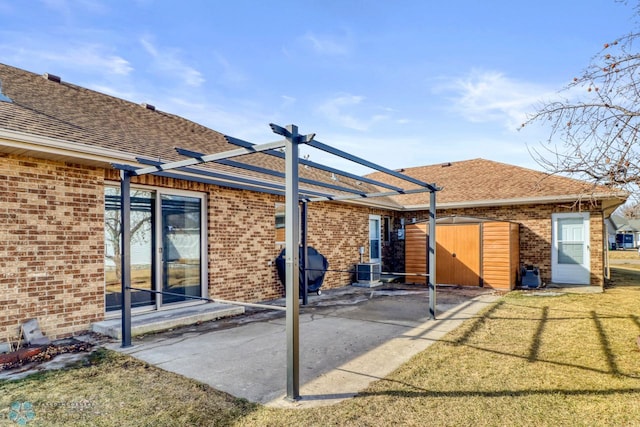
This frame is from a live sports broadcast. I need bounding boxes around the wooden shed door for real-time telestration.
[405,223,481,286]
[437,224,481,286]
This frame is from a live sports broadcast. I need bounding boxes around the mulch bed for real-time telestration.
[0,340,93,372]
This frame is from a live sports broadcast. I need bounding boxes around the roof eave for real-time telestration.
[400,193,629,211]
[337,197,405,210]
[0,128,137,165]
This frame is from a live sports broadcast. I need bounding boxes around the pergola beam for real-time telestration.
[115,162,335,199]
[113,123,439,404]
[174,148,368,196]
[224,134,406,192]
[303,186,434,203]
[130,139,287,176]
[306,139,439,191]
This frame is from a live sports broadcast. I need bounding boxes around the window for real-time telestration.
[382,216,392,244]
[275,203,285,243]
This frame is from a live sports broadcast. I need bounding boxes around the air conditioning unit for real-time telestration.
[355,263,382,287]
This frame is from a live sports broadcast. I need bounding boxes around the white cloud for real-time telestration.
[302,31,352,56]
[435,69,556,130]
[160,96,277,141]
[48,47,132,75]
[306,128,541,176]
[140,37,205,87]
[316,94,390,131]
[280,95,296,108]
[0,40,132,76]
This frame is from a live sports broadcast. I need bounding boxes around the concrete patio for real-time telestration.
[105,284,501,408]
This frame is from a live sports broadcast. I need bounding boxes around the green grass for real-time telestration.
[2,268,640,426]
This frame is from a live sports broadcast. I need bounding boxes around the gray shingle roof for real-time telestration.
[0,63,626,211]
[0,63,403,205]
[367,158,627,208]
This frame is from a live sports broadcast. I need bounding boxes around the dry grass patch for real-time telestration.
[608,249,640,261]
[0,349,256,426]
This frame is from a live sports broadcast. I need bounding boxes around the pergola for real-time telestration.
[114,123,440,401]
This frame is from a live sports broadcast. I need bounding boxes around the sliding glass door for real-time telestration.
[105,186,206,312]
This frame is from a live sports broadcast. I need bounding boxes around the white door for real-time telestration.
[552,213,590,284]
[369,215,381,263]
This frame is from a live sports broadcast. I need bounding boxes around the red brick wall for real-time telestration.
[207,189,283,301]
[306,202,370,288]
[207,194,389,301]
[0,154,105,340]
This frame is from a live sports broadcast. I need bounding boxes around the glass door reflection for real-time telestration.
[104,187,155,311]
[161,194,202,304]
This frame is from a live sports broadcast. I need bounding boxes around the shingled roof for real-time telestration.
[0,63,407,207]
[0,64,231,161]
[367,158,627,211]
[0,63,625,213]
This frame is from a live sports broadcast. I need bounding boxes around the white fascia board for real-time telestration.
[0,128,137,163]
[402,193,629,211]
[337,197,404,210]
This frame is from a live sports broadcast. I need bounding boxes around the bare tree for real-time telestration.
[522,30,640,199]
[619,200,640,217]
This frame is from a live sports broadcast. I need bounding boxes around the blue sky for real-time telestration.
[0,0,636,174]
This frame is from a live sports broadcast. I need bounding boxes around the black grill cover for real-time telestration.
[275,246,329,294]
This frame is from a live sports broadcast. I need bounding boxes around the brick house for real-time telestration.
[369,159,627,288]
[0,63,627,340]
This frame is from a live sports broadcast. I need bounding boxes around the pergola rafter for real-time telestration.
[113,123,440,402]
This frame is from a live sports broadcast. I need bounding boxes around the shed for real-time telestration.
[405,217,520,290]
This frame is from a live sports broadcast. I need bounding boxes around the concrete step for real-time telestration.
[92,303,245,339]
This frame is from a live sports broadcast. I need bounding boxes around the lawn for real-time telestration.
[608,248,639,260]
[1,268,640,426]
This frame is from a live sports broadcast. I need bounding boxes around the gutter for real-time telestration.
[0,128,138,163]
[401,192,629,211]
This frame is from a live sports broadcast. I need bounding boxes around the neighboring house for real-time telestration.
[629,219,640,248]
[607,214,640,248]
[0,63,628,340]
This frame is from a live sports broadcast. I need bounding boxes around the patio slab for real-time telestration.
[107,284,500,408]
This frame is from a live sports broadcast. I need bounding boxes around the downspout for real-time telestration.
[604,218,610,281]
